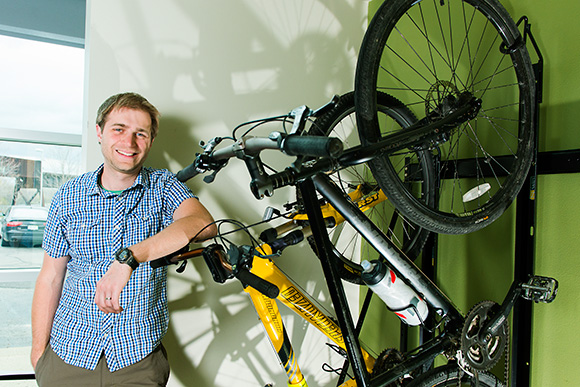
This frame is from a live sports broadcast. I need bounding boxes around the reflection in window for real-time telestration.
[0,34,83,379]
[0,142,81,210]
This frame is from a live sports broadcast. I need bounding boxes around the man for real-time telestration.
[31,92,217,386]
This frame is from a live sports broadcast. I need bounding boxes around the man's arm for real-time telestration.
[95,197,217,314]
[130,197,217,261]
[31,253,69,368]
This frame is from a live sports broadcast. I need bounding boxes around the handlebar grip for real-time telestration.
[150,246,200,269]
[150,255,172,269]
[176,162,199,182]
[236,269,280,299]
[282,135,343,158]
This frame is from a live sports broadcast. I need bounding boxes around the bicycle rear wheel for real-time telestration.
[407,364,504,387]
[303,91,435,285]
[355,0,535,234]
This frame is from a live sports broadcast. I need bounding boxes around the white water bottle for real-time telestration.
[361,260,428,326]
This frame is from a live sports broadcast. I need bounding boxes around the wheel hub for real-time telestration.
[425,81,482,122]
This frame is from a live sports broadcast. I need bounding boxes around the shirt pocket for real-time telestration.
[125,206,163,245]
[65,217,103,262]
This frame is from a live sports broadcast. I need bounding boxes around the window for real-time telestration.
[0,34,84,379]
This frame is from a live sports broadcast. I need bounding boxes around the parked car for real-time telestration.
[0,206,49,247]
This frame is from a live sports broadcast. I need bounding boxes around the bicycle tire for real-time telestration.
[406,364,504,387]
[355,0,535,234]
[302,91,435,284]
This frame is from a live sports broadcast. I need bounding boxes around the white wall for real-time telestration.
[84,1,367,386]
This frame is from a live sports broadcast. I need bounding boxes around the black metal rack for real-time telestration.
[423,18,578,386]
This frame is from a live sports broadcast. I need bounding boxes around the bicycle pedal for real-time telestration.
[521,276,558,303]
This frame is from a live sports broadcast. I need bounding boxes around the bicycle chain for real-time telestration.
[504,321,510,387]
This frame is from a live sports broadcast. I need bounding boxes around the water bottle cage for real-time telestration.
[385,301,427,327]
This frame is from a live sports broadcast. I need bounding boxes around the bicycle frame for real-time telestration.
[246,248,375,386]
[287,184,388,228]
[294,175,465,386]
[229,172,463,387]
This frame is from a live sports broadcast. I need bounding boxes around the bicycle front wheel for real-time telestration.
[303,91,435,285]
[407,364,504,387]
[355,0,535,234]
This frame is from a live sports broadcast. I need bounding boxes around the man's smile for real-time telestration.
[117,149,137,157]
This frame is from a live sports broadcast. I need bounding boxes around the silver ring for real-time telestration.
[105,297,112,300]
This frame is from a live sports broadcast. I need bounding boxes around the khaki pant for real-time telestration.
[35,344,170,386]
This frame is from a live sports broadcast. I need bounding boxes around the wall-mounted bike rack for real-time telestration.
[420,17,578,387]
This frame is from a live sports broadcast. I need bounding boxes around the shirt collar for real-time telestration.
[88,164,151,196]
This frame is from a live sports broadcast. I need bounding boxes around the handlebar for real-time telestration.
[175,96,344,189]
[176,133,343,198]
[236,269,279,299]
[208,133,343,161]
[149,227,306,299]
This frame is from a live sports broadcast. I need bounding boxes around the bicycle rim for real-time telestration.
[303,91,435,284]
[355,0,535,234]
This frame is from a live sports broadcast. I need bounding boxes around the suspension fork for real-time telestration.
[246,287,308,387]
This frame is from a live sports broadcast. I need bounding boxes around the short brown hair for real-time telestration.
[96,92,160,138]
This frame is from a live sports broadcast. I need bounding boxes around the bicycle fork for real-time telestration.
[246,286,308,387]
[245,255,375,387]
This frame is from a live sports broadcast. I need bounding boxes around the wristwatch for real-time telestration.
[114,247,139,270]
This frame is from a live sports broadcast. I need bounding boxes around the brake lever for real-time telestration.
[194,153,227,183]
[176,261,188,273]
[203,169,220,183]
[200,136,223,153]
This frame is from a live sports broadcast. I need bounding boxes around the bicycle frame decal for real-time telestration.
[249,247,376,379]
[292,186,388,226]
[246,287,307,386]
[280,286,343,344]
[250,253,346,347]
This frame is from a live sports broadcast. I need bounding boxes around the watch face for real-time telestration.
[116,248,133,263]
[119,249,130,261]
[116,248,138,269]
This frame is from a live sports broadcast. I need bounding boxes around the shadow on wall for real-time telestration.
[89,0,368,386]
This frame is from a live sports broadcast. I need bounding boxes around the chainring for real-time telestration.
[371,348,407,386]
[461,300,508,372]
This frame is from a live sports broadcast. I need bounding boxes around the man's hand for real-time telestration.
[95,260,133,313]
[30,345,45,370]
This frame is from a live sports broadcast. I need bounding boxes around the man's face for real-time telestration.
[96,107,153,177]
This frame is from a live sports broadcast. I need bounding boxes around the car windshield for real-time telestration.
[9,207,49,221]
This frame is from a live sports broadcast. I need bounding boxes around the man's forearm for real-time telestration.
[31,256,67,367]
[130,214,216,263]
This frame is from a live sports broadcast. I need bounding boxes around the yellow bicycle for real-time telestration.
[152,92,556,386]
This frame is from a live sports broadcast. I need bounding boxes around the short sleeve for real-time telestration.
[42,187,70,258]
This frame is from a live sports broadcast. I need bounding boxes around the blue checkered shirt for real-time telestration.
[42,165,195,371]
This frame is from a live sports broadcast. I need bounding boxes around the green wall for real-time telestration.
[366,0,580,385]
[439,1,580,386]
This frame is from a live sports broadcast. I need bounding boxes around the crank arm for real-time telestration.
[478,275,559,341]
